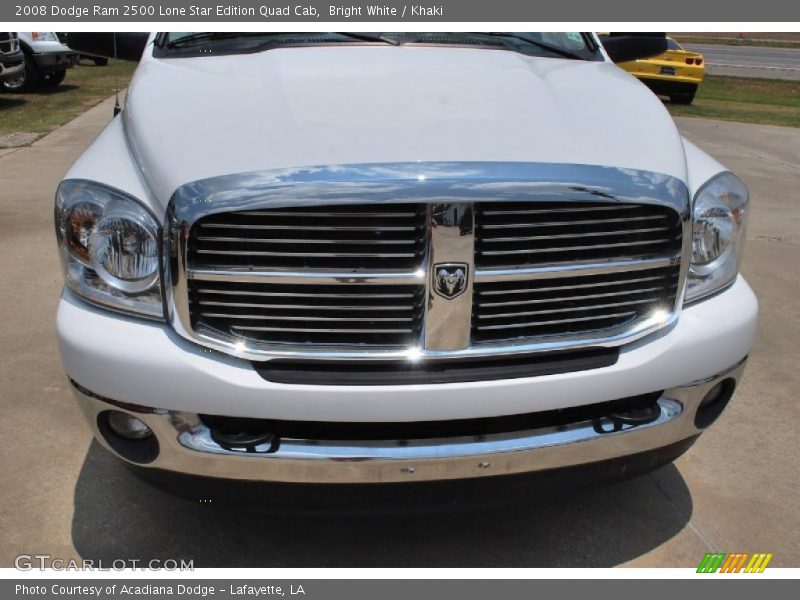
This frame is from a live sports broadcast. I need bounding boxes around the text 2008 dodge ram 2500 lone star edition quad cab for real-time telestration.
[57,33,756,507]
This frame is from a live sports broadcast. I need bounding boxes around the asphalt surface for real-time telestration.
[0,99,798,568]
[684,43,800,80]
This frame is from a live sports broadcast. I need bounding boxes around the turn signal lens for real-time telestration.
[65,201,103,264]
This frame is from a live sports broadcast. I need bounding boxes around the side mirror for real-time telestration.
[65,32,150,62]
[598,33,668,63]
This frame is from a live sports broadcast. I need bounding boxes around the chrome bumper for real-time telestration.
[72,358,746,484]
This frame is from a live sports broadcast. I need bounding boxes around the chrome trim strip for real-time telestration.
[475,311,637,330]
[480,214,668,229]
[424,203,474,351]
[199,223,420,231]
[482,226,671,242]
[477,286,664,307]
[479,238,672,256]
[166,162,690,361]
[187,269,426,285]
[473,255,681,283]
[174,312,678,361]
[71,358,747,484]
[476,299,654,319]
[168,162,688,218]
[195,249,419,258]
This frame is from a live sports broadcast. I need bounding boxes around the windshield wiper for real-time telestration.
[335,32,401,46]
[160,32,276,48]
[480,33,584,60]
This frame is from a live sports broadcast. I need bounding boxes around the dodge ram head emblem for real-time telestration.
[433,263,468,299]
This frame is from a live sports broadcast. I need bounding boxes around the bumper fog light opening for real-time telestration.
[694,378,736,429]
[97,410,159,464]
[107,411,153,440]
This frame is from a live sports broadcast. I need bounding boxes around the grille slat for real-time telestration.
[476,275,667,294]
[196,249,419,258]
[476,298,660,320]
[196,289,417,299]
[479,238,672,256]
[200,313,416,322]
[200,223,421,231]
[198,301,413,311]
[481,205,640,216]
[231,325,416,334]
[478,288,666,308]
[482,227,671,242]
[476,312,638,330]
[197,236,422,245]
[480,215,667,229]
[235,210,420,218]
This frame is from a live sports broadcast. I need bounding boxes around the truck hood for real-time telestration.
[124,46,688,206]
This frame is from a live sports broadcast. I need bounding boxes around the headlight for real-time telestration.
[31,32,59,42]
[55,180,165,319]
[684,172,749,304]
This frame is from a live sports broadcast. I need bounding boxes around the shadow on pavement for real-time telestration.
[0,96,26,109]
[72,441,692,567]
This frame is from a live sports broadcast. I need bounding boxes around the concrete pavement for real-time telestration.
[0,101,798,568]
[684,43,800,80]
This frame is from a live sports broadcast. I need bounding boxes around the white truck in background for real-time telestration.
[1,32,75,91]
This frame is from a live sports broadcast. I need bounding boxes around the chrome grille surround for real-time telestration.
[166,162,690,361]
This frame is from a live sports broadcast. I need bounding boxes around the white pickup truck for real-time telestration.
[2,32,75,91]
[57,33,756,505]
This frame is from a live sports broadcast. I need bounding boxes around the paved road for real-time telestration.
[684,43,800,80]
[1,101,798,568]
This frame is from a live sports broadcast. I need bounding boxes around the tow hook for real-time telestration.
[593,402,662,433]
[210,430,278,453]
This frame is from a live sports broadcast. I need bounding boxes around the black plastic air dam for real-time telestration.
[128,436,699,516]
[199,390,662,442]
[252,347,619,385]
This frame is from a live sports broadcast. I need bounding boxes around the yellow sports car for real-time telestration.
[617,37,705,105]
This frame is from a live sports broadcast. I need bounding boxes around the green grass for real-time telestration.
[672,36,800,49]
[666,75,800,128]
[0,59,136,139]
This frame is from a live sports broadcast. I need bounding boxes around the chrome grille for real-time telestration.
[0,33,18,54]
[173,162,689,359]
[189,204,427,271]
[473,266,680,343]
[475,202,682,268]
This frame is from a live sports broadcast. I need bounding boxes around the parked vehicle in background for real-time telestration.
[56,33,108,66]
[0,33,24,85]
[617,37,705,104]
[2,32,76,92]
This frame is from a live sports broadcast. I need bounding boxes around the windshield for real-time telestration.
[154,32,600,60]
